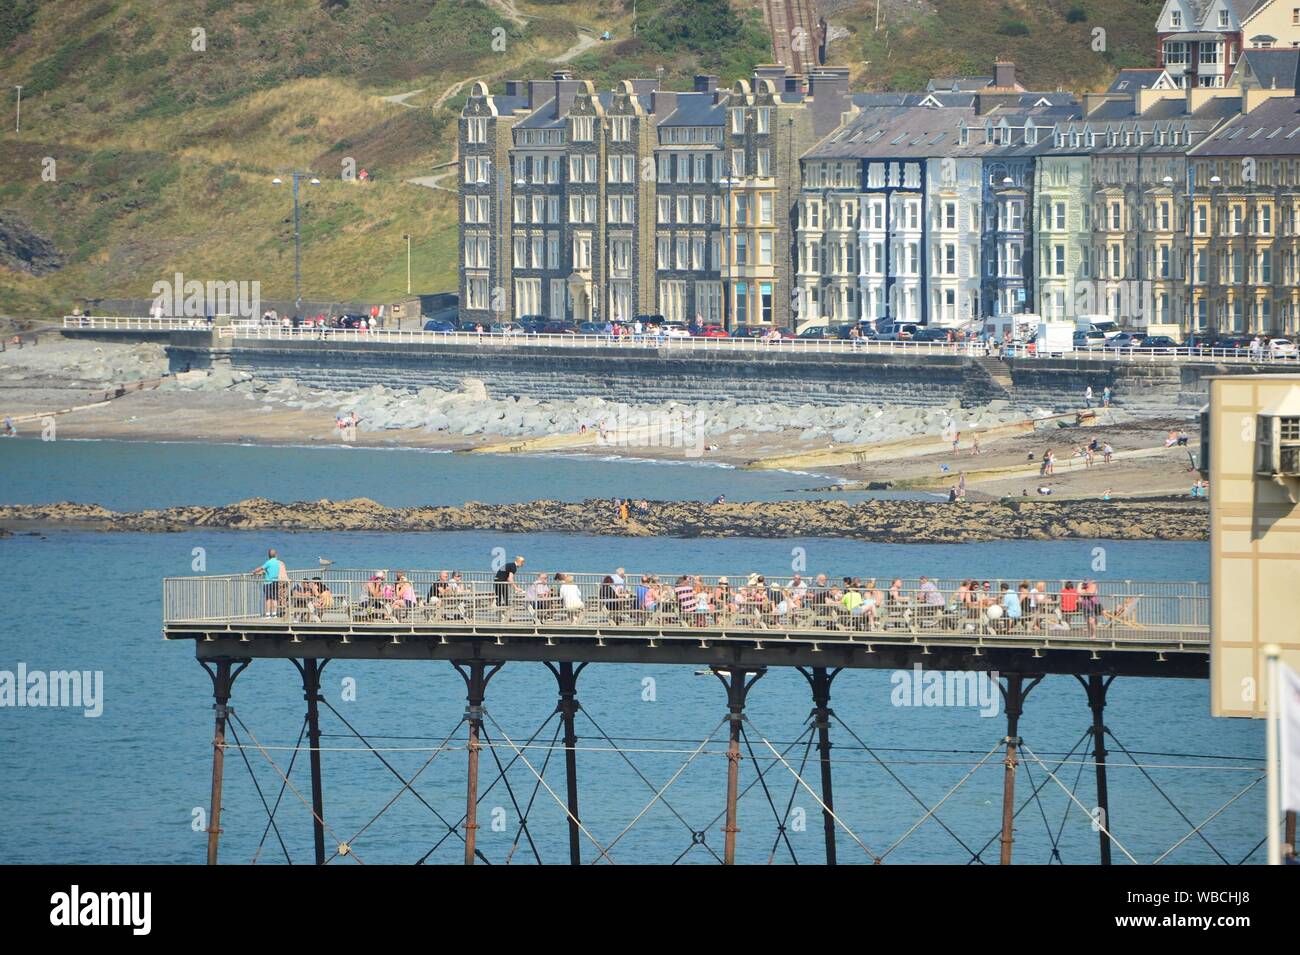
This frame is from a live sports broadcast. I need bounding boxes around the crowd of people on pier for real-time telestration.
[250,550,1136,639]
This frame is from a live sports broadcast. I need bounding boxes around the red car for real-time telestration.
[694,324,729,338]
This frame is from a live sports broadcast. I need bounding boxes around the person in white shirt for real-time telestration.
[558,574,584,614]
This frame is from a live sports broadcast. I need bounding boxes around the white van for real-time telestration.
[1075,315,1121,340]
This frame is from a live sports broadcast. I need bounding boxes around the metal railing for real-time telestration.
[215,323,1300,365]
[163,568,1208,648]
[62,316,219,330]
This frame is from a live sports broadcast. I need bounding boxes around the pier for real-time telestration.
[160,568,1253,865]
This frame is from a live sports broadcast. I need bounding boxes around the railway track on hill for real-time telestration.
[764,0,821,75]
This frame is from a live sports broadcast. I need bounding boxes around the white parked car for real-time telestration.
[661,322,692,338]
[1267,338,1297,357]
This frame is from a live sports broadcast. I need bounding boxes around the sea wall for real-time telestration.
[162,335,1291,414]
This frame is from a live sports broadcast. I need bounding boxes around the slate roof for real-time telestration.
[1190,95,1300,154]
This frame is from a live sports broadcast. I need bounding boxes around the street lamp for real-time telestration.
[720,165,737,328]
[272,172,321,315]
[402,233,412,295]
[1207,174,1223,340]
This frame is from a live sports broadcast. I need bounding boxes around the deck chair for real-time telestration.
[1100,596,1142,629]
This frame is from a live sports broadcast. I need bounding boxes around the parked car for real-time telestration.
[1073,330,1107,348]
[1105,332,1146,349]
[633,313,666,327]
[539,320,577,335]
[490,322,523,335]
[796,325,838,340]
[910,327,952,343]
[877,322,919,341]
[1268,338,1297,357]
[1134,335,1181,353]
[518,315,548,334]
[661,322,692,338]
[693,323,730,338]
[577,322,608,335]
[422,318,457,333]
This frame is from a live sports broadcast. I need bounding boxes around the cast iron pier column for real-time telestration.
[293,658,328,866]
[546,661,587,865]
[714,666,766,865]
[454,661,502,865]
[201,658,248,866]
[1080,674,1115,866]
[998,673,1040,865]
[799,666,841,865]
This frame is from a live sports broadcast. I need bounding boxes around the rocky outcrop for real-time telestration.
[0,210,63,276]
[0,496,1209,543]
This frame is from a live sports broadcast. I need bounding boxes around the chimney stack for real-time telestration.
[694,74,718,93]
[995,59,1017,90]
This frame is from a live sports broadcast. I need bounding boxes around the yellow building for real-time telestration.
[1207,373,1300,718]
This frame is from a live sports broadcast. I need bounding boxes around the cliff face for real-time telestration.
[0,496,1208,543]
[0,211,63,276]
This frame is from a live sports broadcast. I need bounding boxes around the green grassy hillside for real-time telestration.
[0,0,1157,321]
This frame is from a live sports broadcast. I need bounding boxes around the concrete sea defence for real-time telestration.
[158,332,1294,416]
[0,497,1208,543]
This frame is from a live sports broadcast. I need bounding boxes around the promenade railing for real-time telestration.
[216,323,1300,366]
[163,569,1208,647]
[61,316,217,331]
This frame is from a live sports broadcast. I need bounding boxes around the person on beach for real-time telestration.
[969,433,981,455]
[2,417,15,437]
[252,548,287,616]
[1102,441,1113,464]
[1102,386,1111,409]
[1084,385,1093,409]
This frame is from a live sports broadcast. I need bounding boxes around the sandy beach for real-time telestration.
[0,337,1202,502]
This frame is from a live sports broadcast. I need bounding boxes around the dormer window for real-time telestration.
[1172,10,1182,28]
[1219,10,1230,28]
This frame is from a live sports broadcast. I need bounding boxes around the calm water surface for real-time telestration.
[0,440,1258,865]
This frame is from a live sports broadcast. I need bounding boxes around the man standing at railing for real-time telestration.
[252,548,288,617]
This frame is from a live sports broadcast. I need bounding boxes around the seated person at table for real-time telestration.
[427,570,452,605]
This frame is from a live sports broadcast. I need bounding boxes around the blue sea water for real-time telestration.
[0,437,925,509]
[0,440,1262,865]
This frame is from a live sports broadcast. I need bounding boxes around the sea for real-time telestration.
[0,437,1262,865]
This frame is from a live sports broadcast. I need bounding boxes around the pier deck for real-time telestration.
[165,570,1209,678]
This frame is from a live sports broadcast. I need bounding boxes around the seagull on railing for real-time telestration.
[318,557,334,566]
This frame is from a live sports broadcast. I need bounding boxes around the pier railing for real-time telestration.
[214,323,1300,365]
[163,569,1208,649]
